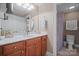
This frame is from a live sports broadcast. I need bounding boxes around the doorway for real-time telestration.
[57,3,79,56]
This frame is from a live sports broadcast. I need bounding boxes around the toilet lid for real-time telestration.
[66,35,75,42]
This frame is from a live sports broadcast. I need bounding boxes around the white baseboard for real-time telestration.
[46,51,53,56]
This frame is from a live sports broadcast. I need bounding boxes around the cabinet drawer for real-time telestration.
[3,41,25,55]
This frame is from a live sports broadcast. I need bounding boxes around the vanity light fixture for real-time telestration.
[69,6,75,9]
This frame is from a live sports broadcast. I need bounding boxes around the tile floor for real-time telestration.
[46,52,53,56]
[58,48,78,56]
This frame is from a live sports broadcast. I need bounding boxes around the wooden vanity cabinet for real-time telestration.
[0,35,47,56]
[41,35,47,56]
[26,37,41,56]
[2,41,25,56]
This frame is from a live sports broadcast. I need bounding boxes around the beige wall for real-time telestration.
[38,12,53,53]
[37,4,54,53]
[39,3,53,14]
[64,12,79,20]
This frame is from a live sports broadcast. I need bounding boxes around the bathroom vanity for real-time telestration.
[0,3,49,56]
[0,32,48,56]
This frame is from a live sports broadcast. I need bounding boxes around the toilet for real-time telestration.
[66,35,75,50]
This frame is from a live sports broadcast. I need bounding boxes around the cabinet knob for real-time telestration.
[14,47,16,49]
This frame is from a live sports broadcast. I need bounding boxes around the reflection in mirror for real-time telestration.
[0,3,40,37]
[25,3,39,34]
[30,19,34,32]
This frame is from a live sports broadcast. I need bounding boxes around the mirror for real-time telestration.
[30,19,34,32]
[0,3,47,36]
[0,3,39,36]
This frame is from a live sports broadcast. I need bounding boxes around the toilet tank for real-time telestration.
[66,35,75,42]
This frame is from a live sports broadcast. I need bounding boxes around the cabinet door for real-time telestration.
[41,36,47,56]
[0,46,3,56]
[27,45,35,56]
[35,37,41,56]
[26,37,42,56]
[26,39,35,56]
[3,41,25,56]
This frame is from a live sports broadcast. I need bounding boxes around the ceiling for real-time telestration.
[57,3,79,13]
[1,3,79,17]
[13,3,79,17]
[12,3,38,17]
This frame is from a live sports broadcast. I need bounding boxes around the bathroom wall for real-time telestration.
[39,4,57,55]
[1,14,27,35]
[39,12,53,53]
[49,4,57,55]
[57,12,64,51]
[37,4,54,53]
[64,11,79,44]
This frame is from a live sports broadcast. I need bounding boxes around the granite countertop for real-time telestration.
[0,32,47,46]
